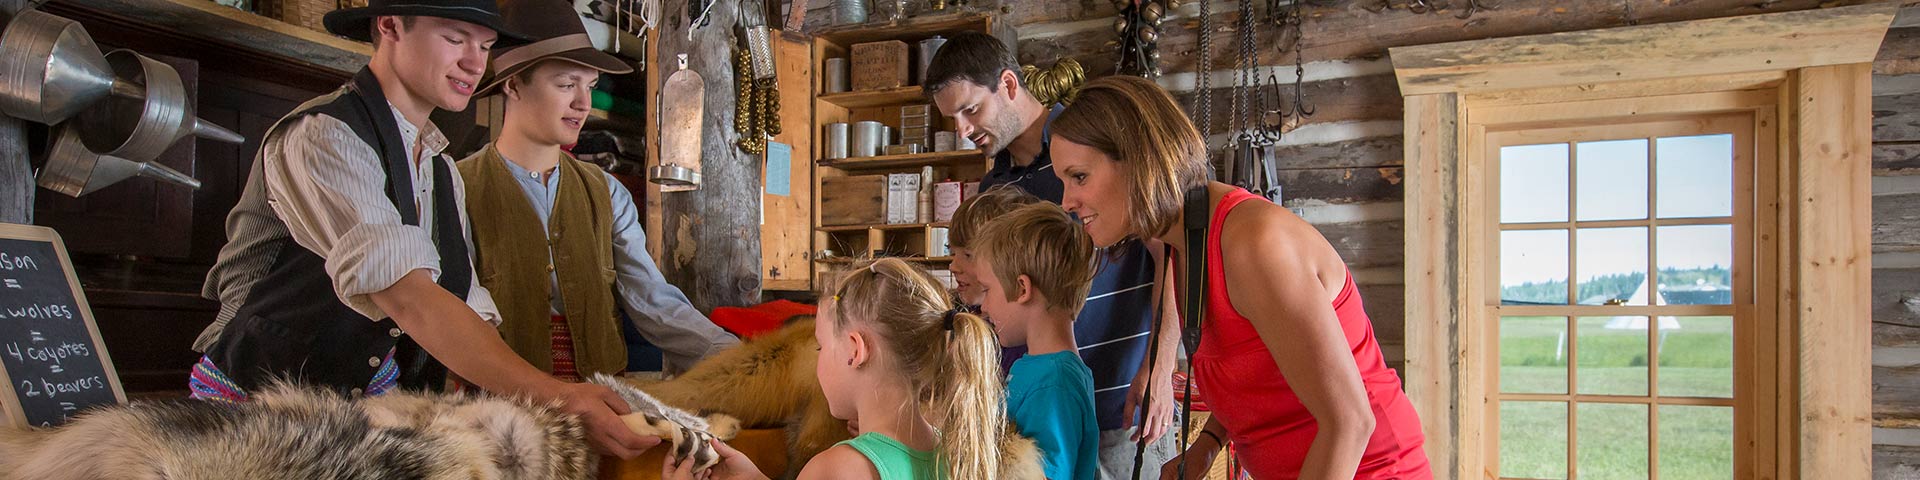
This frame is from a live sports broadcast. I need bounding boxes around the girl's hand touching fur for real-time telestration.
[664,439,769,480]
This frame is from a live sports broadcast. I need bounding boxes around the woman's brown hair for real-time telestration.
[823,258,1011,480]
[1050,75,1211,239]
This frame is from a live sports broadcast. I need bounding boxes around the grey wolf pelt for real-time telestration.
[622,316,1046,480]
[0,376,733,480]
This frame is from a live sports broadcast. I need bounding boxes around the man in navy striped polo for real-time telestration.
[927,32,1182,477]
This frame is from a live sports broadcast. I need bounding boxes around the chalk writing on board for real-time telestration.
[0,253,39,271]
[0,232,121,428]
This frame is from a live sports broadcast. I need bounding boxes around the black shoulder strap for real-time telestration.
[1131,185,1212,478]
[1176,185,1210,479]
[1182,186,1207,359]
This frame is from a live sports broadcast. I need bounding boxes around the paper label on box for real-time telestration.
[934,182,962,222]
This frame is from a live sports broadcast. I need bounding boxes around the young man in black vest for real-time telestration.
[191,0,659,458]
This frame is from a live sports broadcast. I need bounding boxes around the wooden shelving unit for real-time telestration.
[52,0,371,75]
[805,13,998,288]
[817,86,925,109]
[817,150,983,170]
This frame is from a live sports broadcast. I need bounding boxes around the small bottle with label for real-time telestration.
[918,166,934,223]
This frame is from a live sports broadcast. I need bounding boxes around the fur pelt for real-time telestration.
[0,376,733,480]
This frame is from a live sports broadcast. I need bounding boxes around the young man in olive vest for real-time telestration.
[192,0,658,458]
[459,0,738,383]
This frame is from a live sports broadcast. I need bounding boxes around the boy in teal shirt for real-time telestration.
[973,202,1100,480]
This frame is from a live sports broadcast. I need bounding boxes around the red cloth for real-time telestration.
[1186,188,1430,480]
[551,315,580,382]
[709,300,818,339]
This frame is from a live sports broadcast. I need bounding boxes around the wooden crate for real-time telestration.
[850,40,909,91]
[820,175,887,226]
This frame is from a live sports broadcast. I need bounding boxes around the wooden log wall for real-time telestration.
[787,0,1920,474]
[1870,6,1920,473]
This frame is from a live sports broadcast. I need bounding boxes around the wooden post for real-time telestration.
[1401,92,1466,480]
[654,0,763,311]
[1789,62,1875,480]
[0,115,31,225]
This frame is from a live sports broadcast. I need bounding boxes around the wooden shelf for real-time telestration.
[818,150,984,170]
[817,222,950,233]
[53,0,372,75]
[818,86,926,108]
[814,13,993,47]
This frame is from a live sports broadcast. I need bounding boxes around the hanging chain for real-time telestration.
[1228,0,1257,148]
[1191,0,1216,160]
[1282,0,1314,132]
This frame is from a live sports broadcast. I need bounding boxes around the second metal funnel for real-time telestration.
[73,49,244,163]
[38,126,199,197]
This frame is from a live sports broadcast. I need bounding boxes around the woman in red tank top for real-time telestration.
[1045,76,1430,480]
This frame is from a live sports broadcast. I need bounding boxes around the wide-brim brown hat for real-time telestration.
[323,0,530,46]
[476,0,632,96]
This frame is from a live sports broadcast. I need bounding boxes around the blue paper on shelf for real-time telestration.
[766,141,792,196]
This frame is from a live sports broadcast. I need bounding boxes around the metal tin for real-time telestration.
[915,36,946,85]
[836,0,867,25]
[933,131,956,152]
[824,58,849,93]
[825,123,850,159]
[851,120,884,157]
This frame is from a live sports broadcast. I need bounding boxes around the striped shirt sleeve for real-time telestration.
[262,114,442,322]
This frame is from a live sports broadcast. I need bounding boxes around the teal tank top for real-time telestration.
[835,432,942,480]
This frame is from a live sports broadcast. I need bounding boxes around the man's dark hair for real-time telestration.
[370,16,419,49]
[922,31,1021,96]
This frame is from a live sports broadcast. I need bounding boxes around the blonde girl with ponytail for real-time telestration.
[665,258,1040,480]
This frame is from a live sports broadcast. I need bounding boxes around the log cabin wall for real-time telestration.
[799,0,1920,475]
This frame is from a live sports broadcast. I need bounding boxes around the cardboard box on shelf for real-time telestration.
[851,40,911,91]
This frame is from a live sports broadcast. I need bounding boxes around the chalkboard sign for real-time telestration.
[0,224,125,428]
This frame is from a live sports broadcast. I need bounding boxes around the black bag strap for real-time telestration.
[1128,185,1212,479]
[1176,185,1209,479]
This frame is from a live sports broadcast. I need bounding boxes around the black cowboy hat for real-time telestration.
[476,0,632,96]
[323,0,531,46]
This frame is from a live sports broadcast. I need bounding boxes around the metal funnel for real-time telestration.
[73,49,243,163]
[37,126,199,197]
[0,9,114,124]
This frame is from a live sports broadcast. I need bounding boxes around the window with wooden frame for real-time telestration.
[1389,4,1894,480]
[1482,104,1771,479]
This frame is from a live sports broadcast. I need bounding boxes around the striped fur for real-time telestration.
[0,376,730,480]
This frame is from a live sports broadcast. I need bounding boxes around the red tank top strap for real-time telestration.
[1208,188,1263,235]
